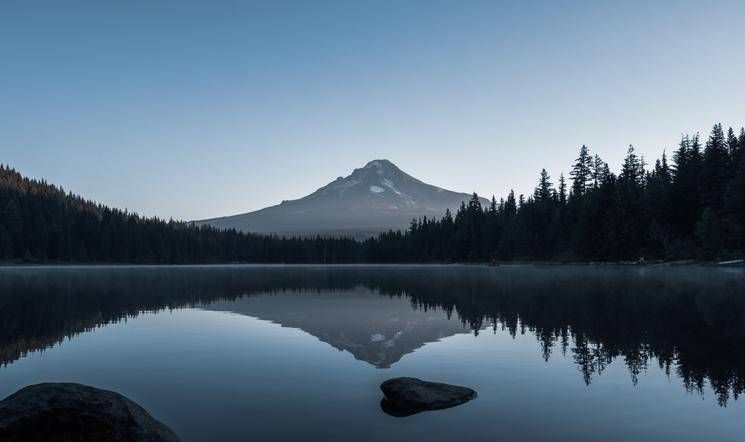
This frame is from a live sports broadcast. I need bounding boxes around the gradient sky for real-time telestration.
[2,1,744,220]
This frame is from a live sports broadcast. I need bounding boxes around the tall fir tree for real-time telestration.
[558,174,567,206]
[570,145,593,197]
[534,169,553,203]
[702,123,730,212]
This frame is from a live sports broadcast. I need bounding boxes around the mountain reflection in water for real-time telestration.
[208,292,468,368]
[1,265,744,406]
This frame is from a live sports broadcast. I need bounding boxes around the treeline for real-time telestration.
[0,167,361,263]
[1,123,744,263]
[366,123,745,262]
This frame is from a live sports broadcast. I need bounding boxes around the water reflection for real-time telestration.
[208,292,467,368]
[1,265,743,406]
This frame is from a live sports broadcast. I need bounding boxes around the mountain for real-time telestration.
[195,159,487,237]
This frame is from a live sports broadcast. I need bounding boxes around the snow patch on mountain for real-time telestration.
[381,177,414,201]
[195,158,489,237]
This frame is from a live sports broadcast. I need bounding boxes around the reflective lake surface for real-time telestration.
[1,265,744,441]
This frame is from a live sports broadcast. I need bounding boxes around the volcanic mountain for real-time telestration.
[195,159,487,237]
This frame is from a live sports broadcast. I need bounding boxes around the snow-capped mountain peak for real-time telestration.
[195,160,486,237]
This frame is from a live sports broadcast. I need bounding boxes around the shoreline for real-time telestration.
[0,259,742,268]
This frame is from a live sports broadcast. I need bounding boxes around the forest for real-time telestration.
[1,123,744,263]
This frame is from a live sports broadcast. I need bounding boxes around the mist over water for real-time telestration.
[1,265,744,441]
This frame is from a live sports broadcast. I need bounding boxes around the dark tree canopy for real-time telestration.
[1,122,744,264]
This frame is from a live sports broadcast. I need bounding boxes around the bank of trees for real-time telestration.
[2,123,744,263]
[0,166,361,263]
[366,123,745,262]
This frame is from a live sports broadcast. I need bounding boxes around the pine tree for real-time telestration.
[645,151,673,255]
[591,155,609,188]
[534,169,553,203]
[467,193,482,216]
[614,146,647,258]
[671,134,703,238]
[728,127,744,173]
[558,174,567,206]
[654,151,671,184]
[570,145,593,197]
[443,208,454,226]
[727,127,739,160]
[504,190,517,219]
[620,145,645,188]
[702,123,730,212]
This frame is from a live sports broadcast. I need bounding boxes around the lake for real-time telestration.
[1,264,744,441]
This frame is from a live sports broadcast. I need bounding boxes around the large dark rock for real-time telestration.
[380,377,477,416]
[0,383,180,442]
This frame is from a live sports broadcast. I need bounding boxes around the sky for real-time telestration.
[1,1,744,220]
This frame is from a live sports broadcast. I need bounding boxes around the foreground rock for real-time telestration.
[0,383,180,442]
[380,377,477,416]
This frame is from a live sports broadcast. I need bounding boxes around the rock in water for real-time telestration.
[0,383,180,442]
[380,377,477,415]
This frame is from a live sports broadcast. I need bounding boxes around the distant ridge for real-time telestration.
[194,159,487,237]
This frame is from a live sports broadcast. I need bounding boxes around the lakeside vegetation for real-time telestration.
[2,123,744,263]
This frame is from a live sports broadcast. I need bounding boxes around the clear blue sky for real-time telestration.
[2,1,744,220]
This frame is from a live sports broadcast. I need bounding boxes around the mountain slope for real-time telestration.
[195,159,487,236]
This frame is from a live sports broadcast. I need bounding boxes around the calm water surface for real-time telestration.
[1,265,744,441]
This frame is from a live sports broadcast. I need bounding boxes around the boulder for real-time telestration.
[0,383,179,442]
[380,377,476,416]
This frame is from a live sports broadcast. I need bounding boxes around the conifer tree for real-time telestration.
[534,169,553,203]
[570,145,593,197]
[671,135,703,238]
[702,123,730,212]
[504,190,517,219]
[591,155,609,188]
[558,174,567,206]
[726,127,739,159]
[620,145,645,188]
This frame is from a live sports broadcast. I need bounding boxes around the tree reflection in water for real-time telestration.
[0,265,743,406]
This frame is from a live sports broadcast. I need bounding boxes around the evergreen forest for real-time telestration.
[2,123,744,263]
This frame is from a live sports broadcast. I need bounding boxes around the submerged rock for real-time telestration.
[380,377,477,416]
[0,383,180,442]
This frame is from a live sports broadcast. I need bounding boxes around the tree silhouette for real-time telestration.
[1,122,744,264]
